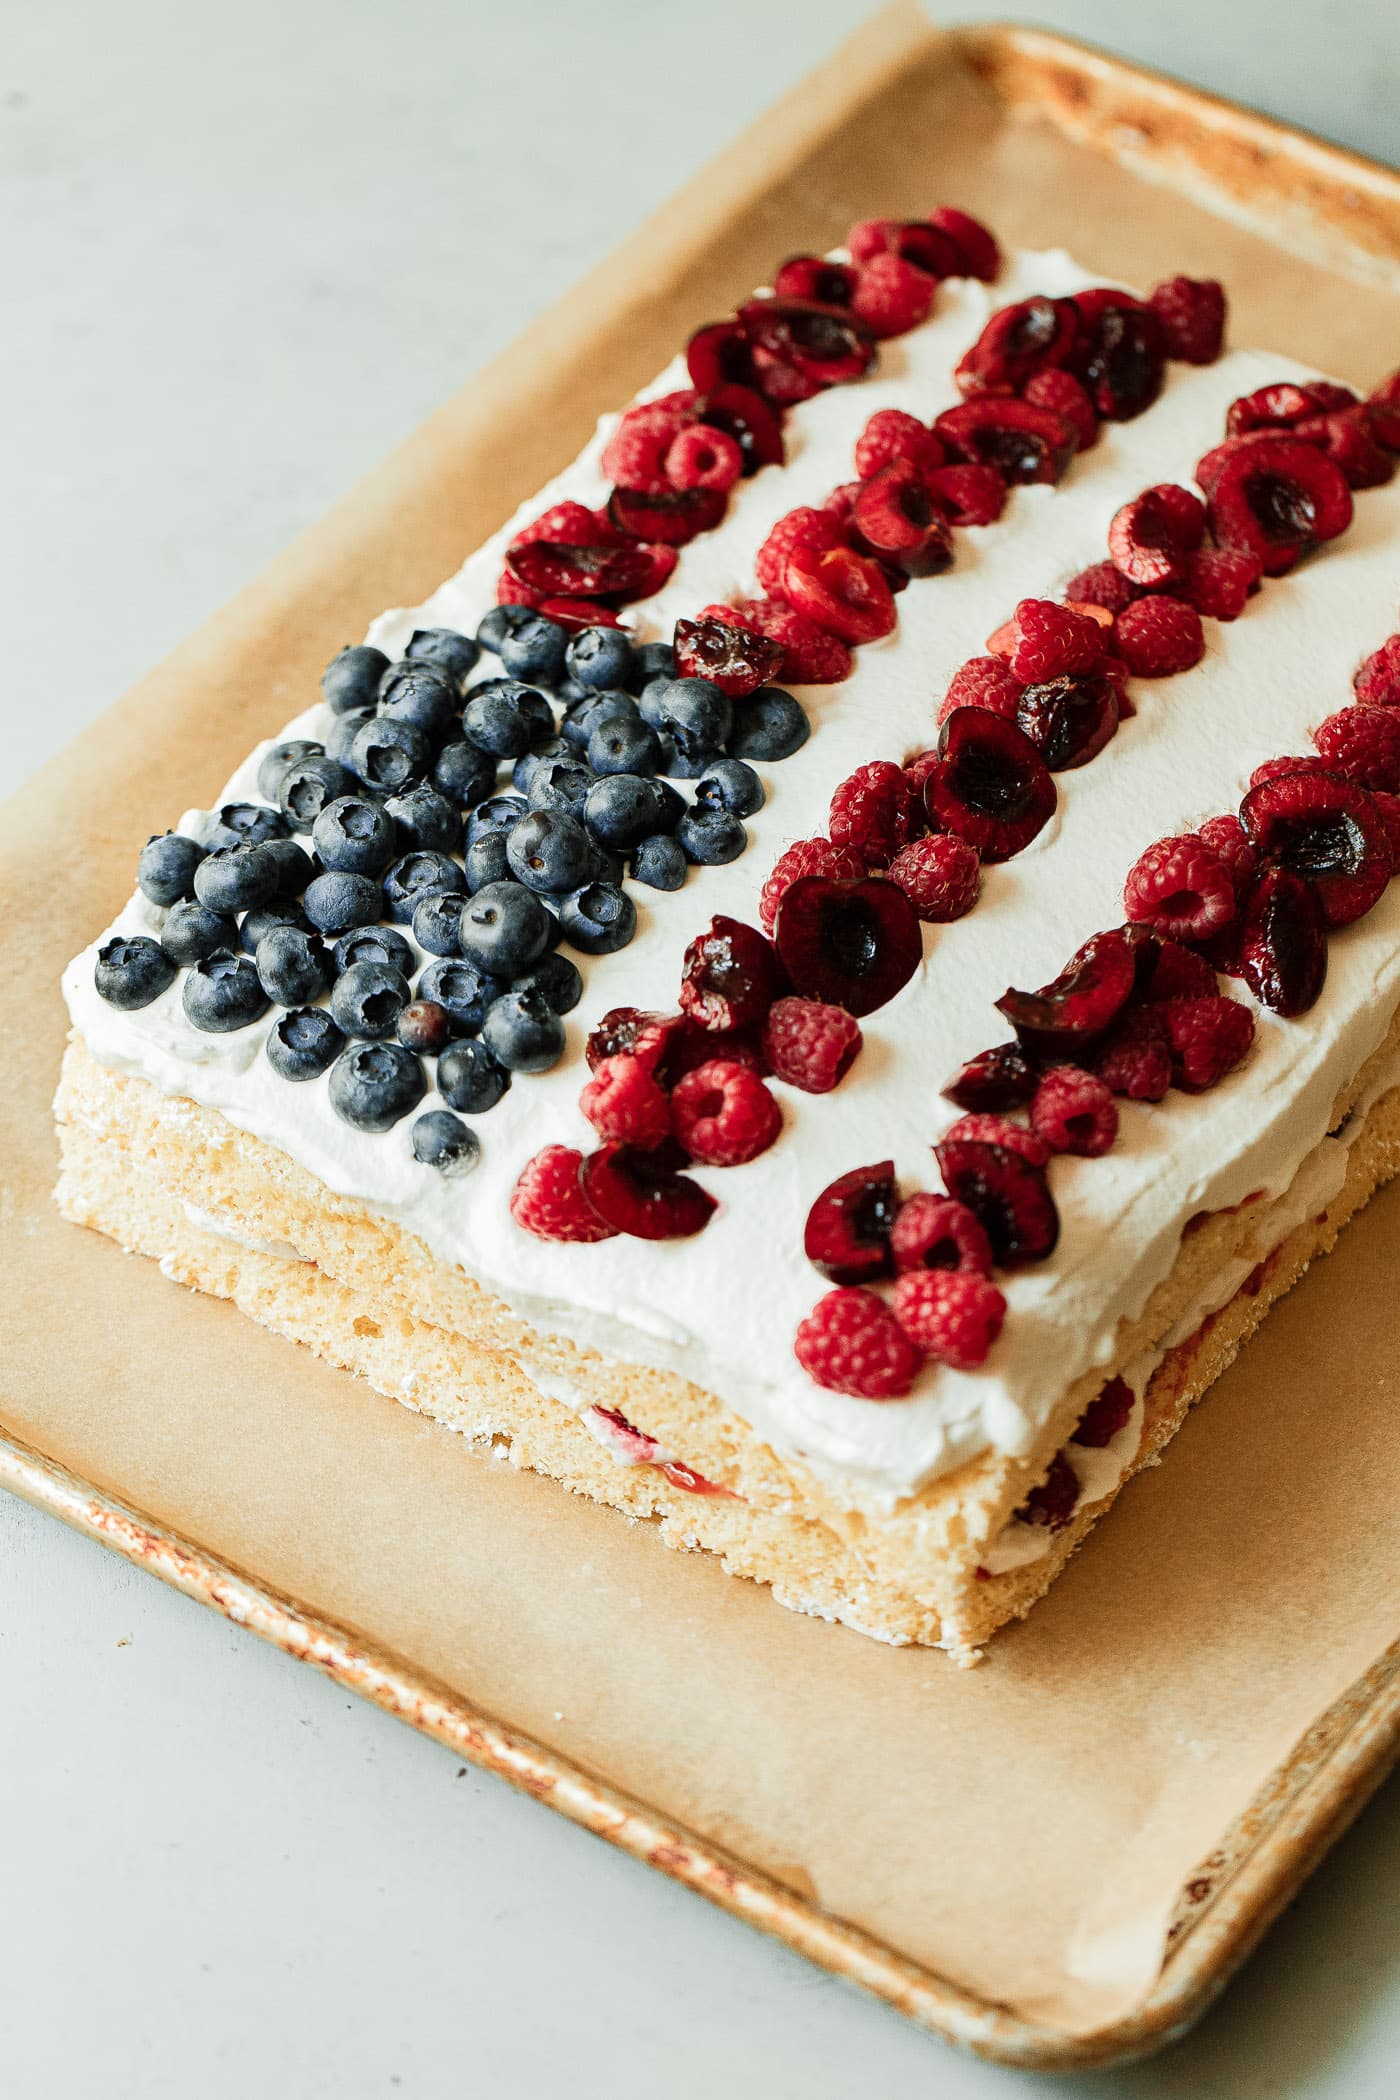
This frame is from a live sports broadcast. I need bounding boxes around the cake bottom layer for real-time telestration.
[53,1035,1400,1659]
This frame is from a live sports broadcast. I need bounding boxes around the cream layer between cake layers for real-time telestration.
[56,243,1400,1655]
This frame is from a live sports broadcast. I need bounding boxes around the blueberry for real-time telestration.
[406,626,481,688]
[383,782,461,855]
[481,987,566,1074]
[137,831,206,907]
[587,714,663,777]
[637,676,675,729]
[278,752,355,830]
[728,687,809,762]
[650,676,732,766]
[630,641,676,690]
[498,612,569,685]
[512,736,569,794]
[328,1041,425,1132]
[238,901,312,954]
[266,1006,345,1082]
[411,890,464,958]
[630,834,688,890]
[476,604,537,656]
[437,1037,510,1115]
[433,738,497,810]
[377,659,459,743]
[463,680,554,760]
[194,842,279,915]
[507,809,596,895]
[382,850,466,924]
[411,1109,481,1176]
[322,643,390,715]
[263,836,317,896]
[526,757,594,816]
[161,900,236,965]
[255,924,331,1007]
[331,924,414,977]
[561,688,638,754]
[582,773,675,849]
[417,957,507,1036]
[565,623,635,692]
[677,807,747,865]
[257,738,322,803]
[182,949,269,1032]
[312,794,398,875]
[397,999,453,1056]
[330,959,411,1039]
[465,792,527,846]
[347,716,431,793]
[694,758,765,817]
[463,832,512,892]
[513,950,583,1015]
[557,881,637,955]
[94,934,176,1009]
[555,677,593,708]
[211,800,289,849]
[457,880,552,976]
[303,870,386,935]
[324,708,373,766]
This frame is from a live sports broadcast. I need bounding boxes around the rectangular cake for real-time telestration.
[54,206,1400,1661]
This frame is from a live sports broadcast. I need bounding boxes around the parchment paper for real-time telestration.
[4,6,1400,2038]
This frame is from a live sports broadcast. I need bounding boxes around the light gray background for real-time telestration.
[4,3,1400,2093]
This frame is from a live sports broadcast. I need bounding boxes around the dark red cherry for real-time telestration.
[1236,866,1328,1016]
[933,1137,1060,1267]
[995,928,1139,1058]
[803,1160,900,1284]
[672,615,785,697]
[580,1144,717,1240]
[941,1041,1039,1113]
[772,875,923,1018]
[925,708,1057,863]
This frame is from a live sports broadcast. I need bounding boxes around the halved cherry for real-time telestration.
[1226,381,1359,436]
[607,485,728,546]
[738,298,876,406]
[1206,435,1353,576]
[1240,769,1392,926]
[686,317,757,392]
[1015,671,1120,771]
[580,1143,718,1240]
[505,536,677,601]
[995,928,1139,1058]
[672,615,784,697]
[1066,296,1166,420]
[773,875,923,1017]
[848,216,963,278]
[585,1008,694,1076]
[1236,866,1328,1015]
[803,1160,900,1284]
[781,542,898,643]
[933,1138,1060,1267]
[695,383,785,473]
[851,460,954,578]
[934,398,1076,485]
[941,1041,1040,1112]
[953,295,1078,396]
[678,916,785,1031]
[925,708,1056,862]
[773,255,858,305]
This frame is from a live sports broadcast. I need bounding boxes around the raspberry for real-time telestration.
[760,997,863,1093]
[1113,596,1206,677]
[1073,1375,1135,1448]
[891,1269,1006,1369]
[600,400,695,492]
[509,499,617,552]
[925,463,1006,527]
[1355,635,1400,708]
[887,833,980,921]
[1030,1067,1119,1157]
[1123,834,1238,943]
[1092,1008,1174,1101]
[828,759,918,866]
[902,746,942,797]
[1314,705,1400,792]
[1062,560,1140,616]
[579,1054,672,1151]
[1017,1452,1079,1530]
[670,1059,781,1167]
[510,1145,617,1243]
[890,1193,993,1277]
[990,598,1106,683]
[853,407,944,480]
[725,598,853,685]
[1371,789,1400,860]
[1179,545,1262,620]
[943,1112,1050,1169]
[1196,813,1258,897]
[850,253,938,338]
[938,656,1024,725]
[665,423,743,492]
[1023,367,1099,450]
[759,836,864,932]
[753,506,846,597]
[1296,410,1394,490]
[1107,484,1206,586]
[794,1286,921,1398]
[1162,996,1256,1092]
[925,205,1000,281]
[824,480,863,524]
[1148,275,1226,363]
[1248,754,1330,787]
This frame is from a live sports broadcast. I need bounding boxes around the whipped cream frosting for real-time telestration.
[64,246,1400,1515]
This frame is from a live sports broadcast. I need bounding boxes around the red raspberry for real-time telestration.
[1163,996,1256,1091]
[850,253,938,339]
[828,759,918,866]
[1356,635,1400,708]
[1107,484,1206,586]
[903,746,942,797]
[1314,705,1400,791]
[887,833,980,921]
[925,464,1006,527]
[754,507,846,597]
[794,1286,922,1398]
[510,1145,617,1243]
[724,598,853,685]
[579,1054,672,1150]
[937,654,1025,726]
[1030,1067,1119,1157]
[1093,1009,1173,1101]
[1062,560,1140,616]
[1123,834,1237,942]
[990,599,1106,683]
[509,499,617,551]
[600,399,695,492]
[761,997,862,1093]
[1370,789,1400,860]
[1296,410,1394,490]
[853,408,944,480]
[943,1112,1050,1169]
[890,1193,993,1277]
[891,1270,1005,1369]
[1113,596,1206,677]
[759,836,864,932]
[1148,275,1226,363]
[925,205,1001,281]
[665,423,743,492]
[1179,546,1262,620]
[824,480,863,525]
[1023,367,1099,451]
[1247,755,1330,788]
[1196,813,1258,898]
[1018,1452,1079,1530]
[670,1060,781,1167]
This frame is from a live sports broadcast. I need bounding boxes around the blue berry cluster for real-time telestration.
[95,607,811,1169]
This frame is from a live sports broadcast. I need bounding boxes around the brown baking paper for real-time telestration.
[5,6,1400,2043]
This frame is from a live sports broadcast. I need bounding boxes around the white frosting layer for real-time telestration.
[64,247,1400,1516]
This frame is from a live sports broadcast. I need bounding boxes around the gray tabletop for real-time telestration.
[5,3,1400,2093]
